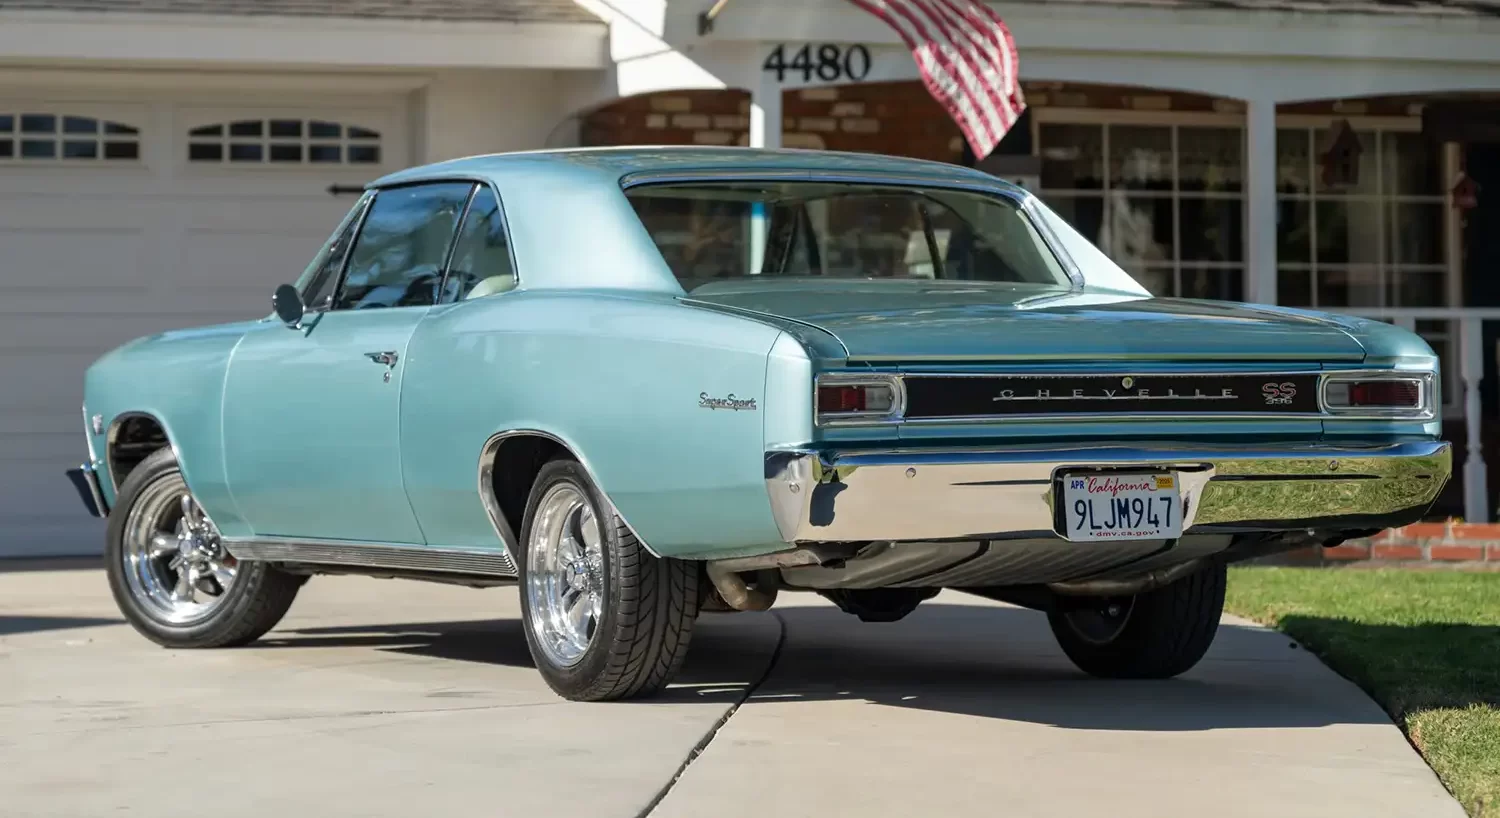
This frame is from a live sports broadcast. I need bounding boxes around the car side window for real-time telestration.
[442,185,516,302]
[299,194,371,311]
[332,182,474,311]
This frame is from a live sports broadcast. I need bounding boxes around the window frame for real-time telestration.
[325,180,479,313]
[0,106,146,166]
[617,171,1086,292]
[185,117,384,166]
[297,190,375,313]
[435,179,522,305]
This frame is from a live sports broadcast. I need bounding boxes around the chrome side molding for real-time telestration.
[223,537,518,577]
[66,463,108,518]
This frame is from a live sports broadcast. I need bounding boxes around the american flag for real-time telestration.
[847,0,1026,160]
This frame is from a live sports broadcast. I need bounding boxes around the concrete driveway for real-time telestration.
[0,561,1464,818]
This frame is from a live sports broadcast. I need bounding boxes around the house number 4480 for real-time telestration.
[762,44,872,84]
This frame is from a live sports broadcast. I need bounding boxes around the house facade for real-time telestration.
[3,0,1499,556]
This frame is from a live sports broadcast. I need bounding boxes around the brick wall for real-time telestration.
[580,82,967,162]
[1270,522,1500,567]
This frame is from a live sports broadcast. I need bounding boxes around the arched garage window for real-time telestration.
[0,114,140,161]
[187,119,381,165]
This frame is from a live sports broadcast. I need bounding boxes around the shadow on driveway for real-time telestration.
[0,615,122,635]
[253,601,1398,731]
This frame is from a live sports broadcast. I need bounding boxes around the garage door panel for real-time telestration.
[0,95,406,557]
[0,434,79,473]
[0,352,97,411]
[0,226,151,289]
[175,225,339,294]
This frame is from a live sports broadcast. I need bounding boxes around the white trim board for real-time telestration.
[0,11,609,71]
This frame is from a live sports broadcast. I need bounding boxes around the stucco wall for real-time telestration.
[414,69,584,163]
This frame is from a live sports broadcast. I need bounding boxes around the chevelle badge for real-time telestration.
[699,392,758,411]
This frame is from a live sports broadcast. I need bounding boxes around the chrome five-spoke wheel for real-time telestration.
[525,482,605,667]
[105,447,302,648]
[517,457,700,702]
[122,473,238,625]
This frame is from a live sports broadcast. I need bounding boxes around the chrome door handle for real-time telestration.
[365,351,398,367]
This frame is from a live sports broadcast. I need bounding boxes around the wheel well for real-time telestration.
[108,414,170,490]
[487,434,568,538]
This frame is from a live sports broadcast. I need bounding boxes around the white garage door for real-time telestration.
[0,95,407,557]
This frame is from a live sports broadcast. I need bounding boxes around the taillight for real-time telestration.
[815,377,902,424]
[1322,374,1430,416]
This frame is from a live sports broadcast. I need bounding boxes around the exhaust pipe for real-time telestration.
[705,563,778,611]
[1047,558,1207,597]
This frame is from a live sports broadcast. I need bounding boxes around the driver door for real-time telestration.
[221,181,476,543]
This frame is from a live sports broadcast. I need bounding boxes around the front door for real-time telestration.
[222,181,476,543]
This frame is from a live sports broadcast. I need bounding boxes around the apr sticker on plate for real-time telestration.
[1061,473,1182,542]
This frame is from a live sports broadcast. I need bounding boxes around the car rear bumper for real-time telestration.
[764,440,1451,544]
[66,462,108,518]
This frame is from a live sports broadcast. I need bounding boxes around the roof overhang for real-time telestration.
[0,10,609,70]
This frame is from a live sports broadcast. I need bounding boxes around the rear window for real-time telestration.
[624,181,1071,292]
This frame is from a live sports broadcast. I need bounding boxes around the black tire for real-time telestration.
[1047,560,1227,679]
[105,448,302,648]
[517,457,699,702]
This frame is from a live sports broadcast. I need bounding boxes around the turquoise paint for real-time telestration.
[75,148,1446,563]
[82,320,262,536]
[682,280,1368,362]
[398,289,789,557]
[762,332,815,452]
[222,308,430,543]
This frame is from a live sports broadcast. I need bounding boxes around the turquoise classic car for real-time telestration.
[67,147,1452,701]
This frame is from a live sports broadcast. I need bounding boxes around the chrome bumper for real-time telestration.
[764,441,1451,544]
[66,462,108,518]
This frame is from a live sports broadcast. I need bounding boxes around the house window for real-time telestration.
[1275,122,1454,408]
[187,119,381,165]
[0,114,141,161]
[1274,123,1445,309]
[1037,122,1245,301]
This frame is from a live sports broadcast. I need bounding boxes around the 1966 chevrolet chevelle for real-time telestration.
[68,147,1452,701]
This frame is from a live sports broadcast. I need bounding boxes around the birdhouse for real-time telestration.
[1452,173,1480,210]
[1319,120,1364,189]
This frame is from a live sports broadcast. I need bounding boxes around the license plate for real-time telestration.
[1060,472,1182,542]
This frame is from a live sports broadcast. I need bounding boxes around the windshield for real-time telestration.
[625,181,1073,292]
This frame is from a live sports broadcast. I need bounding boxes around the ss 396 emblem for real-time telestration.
[1261,382,1298,405]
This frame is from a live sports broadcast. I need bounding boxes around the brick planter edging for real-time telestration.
[1268,521,1500,566]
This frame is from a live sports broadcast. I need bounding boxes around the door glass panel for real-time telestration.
[300,195,371,310]
[443,186,516,301]
[334,182,474,310]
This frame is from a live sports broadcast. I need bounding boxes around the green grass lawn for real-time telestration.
[1226,568,1500,817]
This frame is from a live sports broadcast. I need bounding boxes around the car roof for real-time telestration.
[369,146,1020,192]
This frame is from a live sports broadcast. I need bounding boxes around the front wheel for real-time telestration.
[104,448,302,648]
[517,458,699,701]
[1047,560,1226,679]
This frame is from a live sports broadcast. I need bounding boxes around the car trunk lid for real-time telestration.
[681,281,1366,363]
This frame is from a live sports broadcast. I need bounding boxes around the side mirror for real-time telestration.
[272,284,305,329]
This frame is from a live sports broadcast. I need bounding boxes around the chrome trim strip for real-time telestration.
[619,169,1028,206]
[66,463,108,518]
[222,537,518,577]
[1018,193,1085,288]
[477,431,525,559]
[813,368,1440,426]
[764,441,1451,544]
[476,429,664,559]
[82,404,98,464]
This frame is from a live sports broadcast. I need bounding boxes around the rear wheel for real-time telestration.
[105,448,301,647]
[518,458,699,701]
[1047,561,1226,679]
